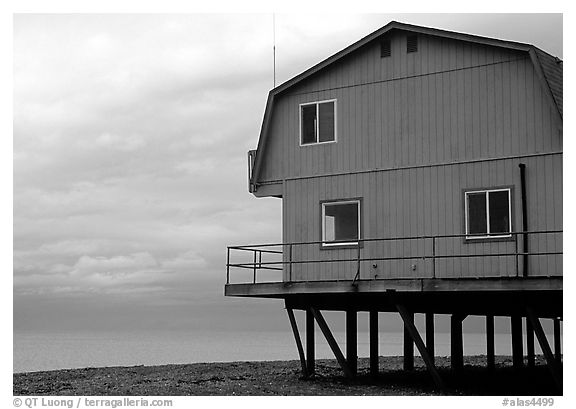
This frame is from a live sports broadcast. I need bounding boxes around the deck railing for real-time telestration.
[226,230,562,285]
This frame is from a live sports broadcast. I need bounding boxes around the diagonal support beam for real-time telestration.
[309,307,353,378]
[395,303,445,391]
[526,308,562,391]
[285,306,308,378]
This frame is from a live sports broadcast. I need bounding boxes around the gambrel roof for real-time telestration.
[251,21,563,187]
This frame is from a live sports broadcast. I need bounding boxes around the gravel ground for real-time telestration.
[14,355,560,396]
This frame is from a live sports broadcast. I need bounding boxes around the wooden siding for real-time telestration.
[282,154,562,281]
[258,32,562,183]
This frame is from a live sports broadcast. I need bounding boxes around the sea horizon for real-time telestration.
[13,328,551,374]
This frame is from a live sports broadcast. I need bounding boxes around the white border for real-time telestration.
[321,199,360,247]
[299,99,337,146]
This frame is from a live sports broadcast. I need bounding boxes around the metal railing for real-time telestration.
[226,230,562,285]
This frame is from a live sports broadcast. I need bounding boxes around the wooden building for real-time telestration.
[225,21,562,390]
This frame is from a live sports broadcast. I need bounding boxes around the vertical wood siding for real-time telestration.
[258,33,561,182]
[257,32,562,282]
[283,155,562,281]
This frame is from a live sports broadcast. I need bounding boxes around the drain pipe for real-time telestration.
[519,163,529,277]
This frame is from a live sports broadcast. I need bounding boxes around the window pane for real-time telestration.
[489,191,510,234]
[301,105,317,144]
[318,101,335,142]
[467,192,487,235]
[324,202,359,242]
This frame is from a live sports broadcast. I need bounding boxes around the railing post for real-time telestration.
[289,244,293,282]
[356,244,361,281]
[253,250,257,284]
[515,233,519,278]
[226,247,230,284]
[258,250,262,270]
[432,237,436,279]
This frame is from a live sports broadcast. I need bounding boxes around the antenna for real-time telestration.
[273,13,276,88]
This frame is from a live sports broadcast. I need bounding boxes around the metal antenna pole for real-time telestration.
[273,13,276,88]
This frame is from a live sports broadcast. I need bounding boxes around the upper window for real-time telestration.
[300,100,336,145]
[322,200,360,247]
[465,188,512,239]
[407,35,418,53]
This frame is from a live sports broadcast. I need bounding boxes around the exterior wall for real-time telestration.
[258,32,562,183]
[282,153,562,281]
[253,31,562,282]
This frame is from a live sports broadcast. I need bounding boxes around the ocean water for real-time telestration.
[13,329,549,373]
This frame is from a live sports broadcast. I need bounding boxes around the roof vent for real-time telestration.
[380,38,391,58]
[407,35,418,53]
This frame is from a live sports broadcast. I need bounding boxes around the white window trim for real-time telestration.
[321,199,360,247]
[464,188,512,239]
[299,99,338,147]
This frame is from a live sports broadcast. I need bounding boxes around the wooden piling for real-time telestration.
[511,315,523,369]
[486,315,495,371]
[346,310,357,376]
[369,310,379,376]
[526,317,535,367]
[306,309,315,375]
[426,312,435,365]
[451,314,464,371]
[403,311,414,371]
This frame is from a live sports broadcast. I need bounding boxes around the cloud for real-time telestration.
[13,14,562,332]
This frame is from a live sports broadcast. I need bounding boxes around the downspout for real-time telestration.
[519,163,529,277]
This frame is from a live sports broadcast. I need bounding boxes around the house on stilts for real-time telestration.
[225,21,563,391]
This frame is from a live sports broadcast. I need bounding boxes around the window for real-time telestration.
[321,200,360,247]
[380,38,391,58]
[465,188,512,239]
[300,100,336,145]
[407,35,418,53]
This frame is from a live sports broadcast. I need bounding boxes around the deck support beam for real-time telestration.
[486,314,495,371]
[426,312,435,365]
[526,317,535,367]
[369,310,379,376]
[403,311,414,371]
[526,308,562,392]
[511,315,524,369]
[346,310,357,376]
[553,318,562,363]
[286,306,308,377]
[309,307,353,378]
[395,302,445,391]
[306,309,315,375]
[451,314,465,371]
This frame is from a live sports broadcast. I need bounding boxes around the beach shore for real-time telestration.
[14,355,559,396]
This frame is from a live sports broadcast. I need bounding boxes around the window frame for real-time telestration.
[464,187,513,241]
[299,99,338,146]
[320,198,362,249]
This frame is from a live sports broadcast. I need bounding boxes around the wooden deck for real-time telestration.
[225,277,562,318]
[225,276,562,297]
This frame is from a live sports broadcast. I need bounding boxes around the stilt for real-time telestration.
[526,308,562,392]
[286,306,308,377]
[451,314,464,371]
[553,318,562,363]
[306,309,315,375]
[426,312,435,365]
[395,303,445,391]
[369,310,379,376]
[526,317,535,367]
[403,311,414,371]
[511,315,523,369]
[486,315,495,371]
[309,307,353,378]
[346,310,357,376]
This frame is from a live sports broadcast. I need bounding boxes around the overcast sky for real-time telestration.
[13,13,563,334]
